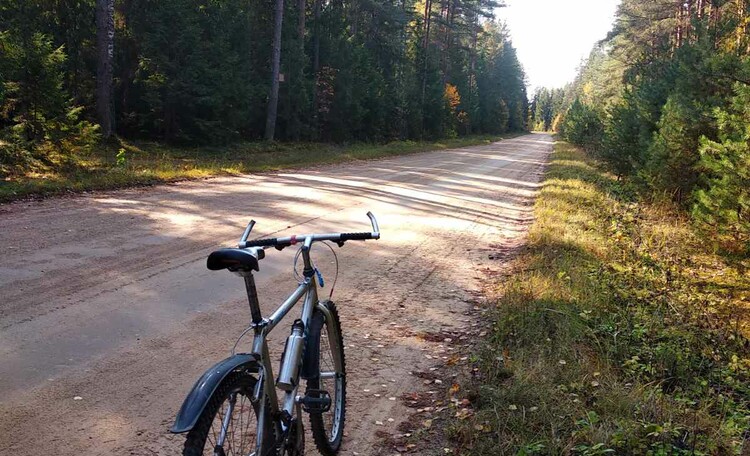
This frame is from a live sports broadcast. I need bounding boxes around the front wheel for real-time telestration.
[183,371,274,456]
[306,300,346,455]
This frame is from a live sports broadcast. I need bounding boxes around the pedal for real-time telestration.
[300,389,331,413]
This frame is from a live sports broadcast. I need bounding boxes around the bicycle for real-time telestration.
[170,212,380,456]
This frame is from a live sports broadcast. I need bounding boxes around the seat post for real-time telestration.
[243,274,263,324]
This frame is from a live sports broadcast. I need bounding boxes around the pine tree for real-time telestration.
[601,96,650,177]
[642,95,704,201]
[560,99,603,152]
[693,83,750,251]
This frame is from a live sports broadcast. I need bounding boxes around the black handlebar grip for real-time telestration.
[274,241,292,251]
[244,238,279,247]
[340,232,373,241]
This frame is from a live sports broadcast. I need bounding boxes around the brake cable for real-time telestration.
[292,241,339,300]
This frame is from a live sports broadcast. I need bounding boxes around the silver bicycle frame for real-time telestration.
[218,212,378,454]
[241,239,344,449]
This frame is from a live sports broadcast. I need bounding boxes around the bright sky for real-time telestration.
[497,0,621,91]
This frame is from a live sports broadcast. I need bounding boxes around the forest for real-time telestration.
[0,0,527,182]
[531,0,750,255]
[453,2,750,453]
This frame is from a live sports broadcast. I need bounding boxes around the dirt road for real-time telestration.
[0,133,552,455]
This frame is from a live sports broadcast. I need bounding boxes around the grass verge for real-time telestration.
[450,140,750,455]
[0,134,513,203]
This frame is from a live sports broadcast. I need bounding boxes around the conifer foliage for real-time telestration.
[0,0,528,174]
[694,83,750,250]
[0,2,98,175]
[532,0,750,254]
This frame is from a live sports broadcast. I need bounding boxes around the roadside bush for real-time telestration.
[561,99,604,153]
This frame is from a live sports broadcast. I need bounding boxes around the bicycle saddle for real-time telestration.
[207,248,265,272]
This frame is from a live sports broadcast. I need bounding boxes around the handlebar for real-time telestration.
[237,212,380,250]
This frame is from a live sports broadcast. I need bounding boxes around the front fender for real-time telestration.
[171,353,260,433]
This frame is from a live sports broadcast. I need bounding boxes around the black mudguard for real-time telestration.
[171,353,260,433]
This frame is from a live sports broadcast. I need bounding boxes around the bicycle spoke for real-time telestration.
[318,322,339,436]
[200,388,261,456]
[238,395,245,454]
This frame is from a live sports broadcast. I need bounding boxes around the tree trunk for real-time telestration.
[312,0,321,136]
[96,0,115,138]
[421,0,433,102]
[672,0,683,47]
[736,0,745,51]
[265,0,285,141]
[442,0,455,85]
[298,0,306,46]
[469,19,477,90]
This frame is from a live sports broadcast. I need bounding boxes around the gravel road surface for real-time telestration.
[0,133,552,455]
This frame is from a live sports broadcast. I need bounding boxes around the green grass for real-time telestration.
[450,140,750,455]
[0,134,514,202]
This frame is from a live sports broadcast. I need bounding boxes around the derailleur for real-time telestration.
[278,410,304,456]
